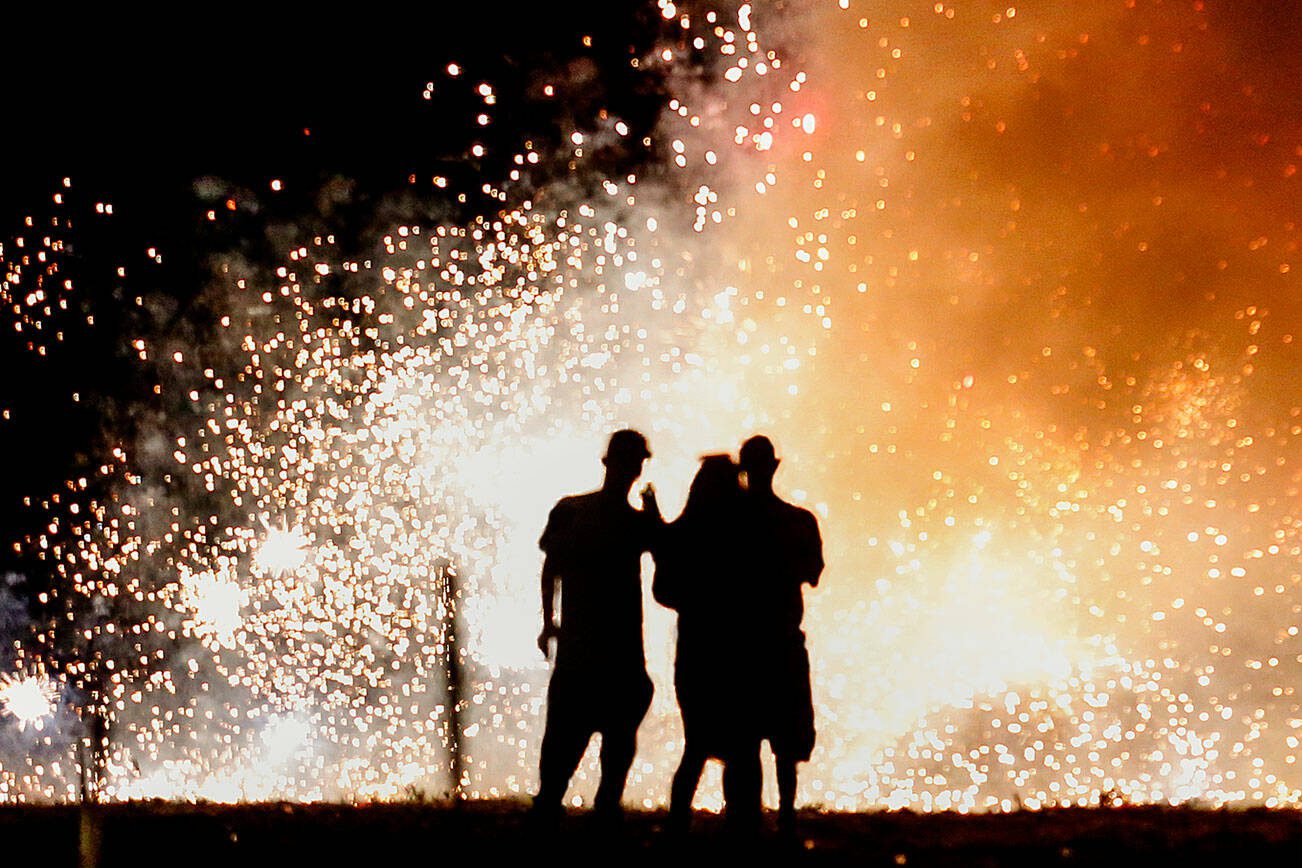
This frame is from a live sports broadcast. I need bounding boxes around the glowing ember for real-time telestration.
[253,523,311,576]
[181,568,245,649]
[0,1,1296,810]
[0,673,57,731]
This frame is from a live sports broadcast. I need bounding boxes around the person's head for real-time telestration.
[683,453,741,518]
[601,429,651,489]
[739,435,780,491]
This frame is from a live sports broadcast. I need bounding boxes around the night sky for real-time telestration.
[0,3,666,539]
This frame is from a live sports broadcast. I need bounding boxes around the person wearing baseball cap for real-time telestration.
[737,434,824,837]
[532,429,662,825]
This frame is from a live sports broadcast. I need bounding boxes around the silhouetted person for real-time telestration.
[533,429,662,824]
[739,435,823,835]
[652,454,760,834]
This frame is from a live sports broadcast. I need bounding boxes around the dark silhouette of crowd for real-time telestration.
[532,429,823,837]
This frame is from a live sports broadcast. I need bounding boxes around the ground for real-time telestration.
[4,801,1302,866]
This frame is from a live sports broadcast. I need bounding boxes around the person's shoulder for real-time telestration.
[547,490,605,525]
[778,497,818,523]
[665,516,693,541]
[778,499,822,540]
[551,493,579,508]
[542,492,596,550]
[552,490,600,510]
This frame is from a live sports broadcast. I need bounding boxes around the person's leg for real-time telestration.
[776,753,798,833]
[669,743,707,830]
[777,640,814,835]
[592,673,652,816]
[535,679,591,813]
[593,725,637,815]
[721,740,762,834]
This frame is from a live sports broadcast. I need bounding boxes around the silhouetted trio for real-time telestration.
[533,429,823,835]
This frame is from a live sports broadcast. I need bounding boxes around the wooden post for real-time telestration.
[78,713,102,868]
[443,561,466,802]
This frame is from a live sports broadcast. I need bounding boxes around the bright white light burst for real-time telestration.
[0,673,57,731]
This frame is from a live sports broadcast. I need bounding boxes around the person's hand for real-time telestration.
[640,483,661,519]
[537,624,558,659]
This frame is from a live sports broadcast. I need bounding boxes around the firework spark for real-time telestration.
[0,0,1297,810]
[0,672,57,731]
[253,522,312,577]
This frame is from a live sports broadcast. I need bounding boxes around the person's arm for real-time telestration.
[537,502,565,658]
[651,527,680,610]
[640,483,665,549]
[643,485,680,608]
[538,555,561,657]
[799,511,825,588]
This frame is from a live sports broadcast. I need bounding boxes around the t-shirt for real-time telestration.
[539,489,656,673]
[744,494,824,638]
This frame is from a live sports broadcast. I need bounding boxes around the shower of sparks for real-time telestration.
[253,522,312,577]
[0,177,77,358]
[0,673,58,731]
[0,1,1298,810]
[262,715,312,764]
[179,566,245,649]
